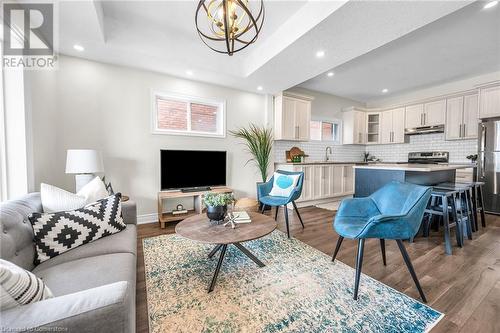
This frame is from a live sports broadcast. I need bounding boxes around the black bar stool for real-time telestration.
[434,182,475,239]
[424,188,464,255]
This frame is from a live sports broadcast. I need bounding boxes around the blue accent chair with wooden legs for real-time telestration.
[331,181,432,302]
[257,170,304,238]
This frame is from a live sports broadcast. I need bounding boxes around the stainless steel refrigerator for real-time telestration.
[478,118,500,214]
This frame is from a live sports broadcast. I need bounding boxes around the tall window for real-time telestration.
[310,120,341,143]
[152,92,225,137]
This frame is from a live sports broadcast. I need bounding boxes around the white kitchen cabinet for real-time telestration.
[366,113,381,144]
[392,107,406,143]
[380,108,405,144]
[274,92,312,141]
[280,163,355,204]
[424,99,446,126]
[380,111,392,144]
[445,96,463,140]
[343,108,366,144]
[405,104,424,128]
[294,165,313,202]
[463,94,479,138]
[332,165,344,196]
[405,100,445,128]
[479,85,500,119]
[343,165,354,194]
[446,94,478,140]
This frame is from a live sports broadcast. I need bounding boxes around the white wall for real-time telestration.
[27,56,267,216]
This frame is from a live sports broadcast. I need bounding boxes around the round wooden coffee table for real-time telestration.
[175,212,277,292]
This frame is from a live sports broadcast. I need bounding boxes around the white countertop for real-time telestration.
[353,163,475,172]
[275,161,361,165]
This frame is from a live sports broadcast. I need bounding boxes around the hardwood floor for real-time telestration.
[136,207,500,333]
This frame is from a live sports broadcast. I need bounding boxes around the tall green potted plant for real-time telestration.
[230,124,273,205]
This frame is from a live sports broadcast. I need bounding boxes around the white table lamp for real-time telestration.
[65,149,104,191]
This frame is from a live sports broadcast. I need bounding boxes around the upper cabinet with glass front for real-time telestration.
[274,92,313,141]
[366,112,381,144]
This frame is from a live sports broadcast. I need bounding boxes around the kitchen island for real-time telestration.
[353,163,475,197]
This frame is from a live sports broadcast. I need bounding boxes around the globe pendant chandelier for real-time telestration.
[195,0,265,56]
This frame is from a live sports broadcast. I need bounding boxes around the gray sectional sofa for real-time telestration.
[0,193,137,333]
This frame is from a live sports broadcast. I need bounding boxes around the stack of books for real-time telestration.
[232,211,252,224]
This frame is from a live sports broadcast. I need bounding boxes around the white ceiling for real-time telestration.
[299,1,500,103]
[54,0,476,95]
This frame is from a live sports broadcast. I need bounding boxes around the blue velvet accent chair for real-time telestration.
[258,170,304,238]
[332,181,432,302]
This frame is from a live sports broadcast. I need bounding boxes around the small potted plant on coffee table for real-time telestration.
[203,193,234,223]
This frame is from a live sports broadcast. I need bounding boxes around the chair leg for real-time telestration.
[466,189,477,233]
[478,185,486,228]
[449,194,463,248]
[284,205,291,239]
[292,201,305,228]
[274,206,279,221]
[353,239,365,300]
[380,239,387,266]
[471,187,479,231]
[261,204,266,214]
[332,236,344,262]
[462,191,473,240]
[441,195,453,255]
[396,240,427,303]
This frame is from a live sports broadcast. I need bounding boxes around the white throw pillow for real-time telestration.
[77,176,109,204]
[41,183,87,213]
[0,259,53,310]
[268,172,301,197]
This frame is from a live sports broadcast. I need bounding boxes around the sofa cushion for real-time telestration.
[41,183,87,213]
[30,194,126,264]
[32,225,136,271]
[32,253,136,297]
[0,259,53,310]
[0,193,41,271]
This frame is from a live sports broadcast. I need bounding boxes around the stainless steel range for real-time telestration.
[407,151,449,164]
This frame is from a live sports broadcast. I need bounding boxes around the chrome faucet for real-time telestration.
[325,146,333,161]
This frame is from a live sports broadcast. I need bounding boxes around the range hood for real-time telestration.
[405,125,444,135]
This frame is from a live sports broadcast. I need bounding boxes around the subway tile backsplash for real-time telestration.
[274,134,477,164]
[366,134,477,163]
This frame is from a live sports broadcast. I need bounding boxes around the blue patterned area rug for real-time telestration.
[143,231,443,333]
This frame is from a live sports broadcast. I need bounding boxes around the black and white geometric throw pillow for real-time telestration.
[29,193,126,265]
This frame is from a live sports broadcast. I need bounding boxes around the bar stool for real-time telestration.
[424,188,464,255]
[434,182,475,238]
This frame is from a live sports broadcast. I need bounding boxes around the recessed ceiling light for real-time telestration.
[327,72,334,77]
[382,88,389,93]
[257,86,263,91]
[316,50,325,58]
[186,70,193,76]
[73,44,84,52]
[484,1,498,9]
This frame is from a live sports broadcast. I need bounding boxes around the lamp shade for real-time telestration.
[65,149,104,174]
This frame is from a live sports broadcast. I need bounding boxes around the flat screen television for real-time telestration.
[160,150,227,190]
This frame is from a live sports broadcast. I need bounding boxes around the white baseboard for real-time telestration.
[137,213,157,225]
